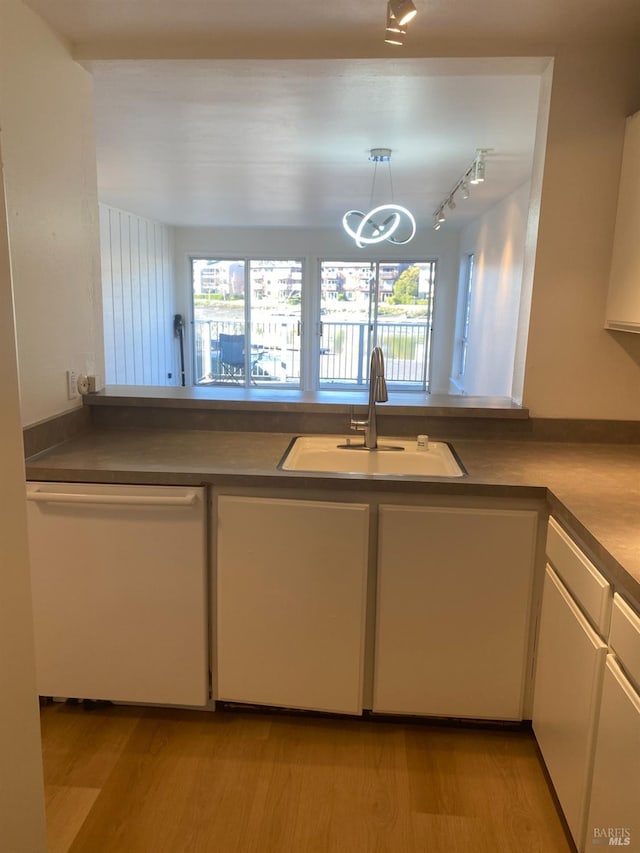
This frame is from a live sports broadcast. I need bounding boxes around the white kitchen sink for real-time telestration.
[279,435,466,477]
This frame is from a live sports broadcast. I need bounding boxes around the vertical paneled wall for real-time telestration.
[100,204,177,386]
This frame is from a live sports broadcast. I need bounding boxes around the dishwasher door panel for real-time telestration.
[26,483,208,707]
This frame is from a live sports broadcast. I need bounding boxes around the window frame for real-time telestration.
[189,254,437,393]
[317,258,437,393]
[190,255,305,389]
[457,253,474,381]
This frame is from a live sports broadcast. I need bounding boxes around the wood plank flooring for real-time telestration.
[40,702,574,853]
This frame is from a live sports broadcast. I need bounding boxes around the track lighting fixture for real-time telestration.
[386,5,405,32]
[384,0,415,46]
[343,148,416,247]
[432,149,492,230]
[389,0,417,26]
[470,152,486,184]
[384,12,407,45]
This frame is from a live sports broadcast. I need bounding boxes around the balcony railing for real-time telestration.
[195,320,300,385]
[194,319,431,389]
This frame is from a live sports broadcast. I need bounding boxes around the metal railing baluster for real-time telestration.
[194,318,430,390]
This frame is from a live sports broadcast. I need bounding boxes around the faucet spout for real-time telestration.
[365,347,387,449]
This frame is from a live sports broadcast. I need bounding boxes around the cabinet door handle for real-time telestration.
[26,488,198,507]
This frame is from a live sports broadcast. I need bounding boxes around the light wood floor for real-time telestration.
[40,702,574,853]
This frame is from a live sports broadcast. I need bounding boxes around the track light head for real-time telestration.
[470,157,485,185]
[389,0,417,27]
[460,180,470,200]
[385,4,406,33]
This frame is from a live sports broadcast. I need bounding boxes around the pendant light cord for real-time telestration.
[369,160,379,209]
[369,159,396,208]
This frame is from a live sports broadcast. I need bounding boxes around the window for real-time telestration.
[192,258,302,387]
[191,256,436,392]
[319,260,435,391]
[458,254,474,379]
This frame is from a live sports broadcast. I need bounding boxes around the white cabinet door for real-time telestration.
[532,565,607,851]
[26,483,209,707]
[585,656,640,851]
[216,496,369,715]
[373,505,537,720]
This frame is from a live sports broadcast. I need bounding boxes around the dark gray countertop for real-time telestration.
[25,429,640,607]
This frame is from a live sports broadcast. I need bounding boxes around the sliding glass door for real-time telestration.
[192,258,302,387]
[319,260,436,390]
[191,257,435,391]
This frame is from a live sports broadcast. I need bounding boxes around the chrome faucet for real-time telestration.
[350,346,388,449]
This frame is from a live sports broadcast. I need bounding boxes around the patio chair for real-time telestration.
[219,333,245,381]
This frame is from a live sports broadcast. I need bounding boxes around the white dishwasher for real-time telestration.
[26,482,209,707]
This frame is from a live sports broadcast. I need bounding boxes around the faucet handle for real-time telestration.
[349,406,367,432]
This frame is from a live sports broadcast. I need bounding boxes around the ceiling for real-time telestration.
[22,0,640,46]
[22,1,640,232]
[87,58,543,230]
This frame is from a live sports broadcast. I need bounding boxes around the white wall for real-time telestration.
[453,182,530,397]
[1,0,104,427]
[100,204,178,386]
[0,134,47,853]
[172,225,461,392]
[523,43,640,419]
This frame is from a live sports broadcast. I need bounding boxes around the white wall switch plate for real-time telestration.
[66,369,78,400]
